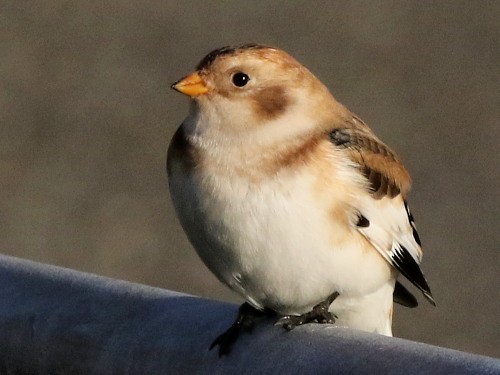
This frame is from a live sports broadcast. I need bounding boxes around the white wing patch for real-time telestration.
[355,195,435,305]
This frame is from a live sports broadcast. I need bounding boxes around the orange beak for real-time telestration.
[171,72,208,97]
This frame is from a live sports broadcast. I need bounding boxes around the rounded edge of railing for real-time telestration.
[0,254,498,375]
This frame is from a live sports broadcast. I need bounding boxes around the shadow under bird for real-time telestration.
[167,44,435,356]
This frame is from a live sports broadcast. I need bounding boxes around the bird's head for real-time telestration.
[172,44,338,144]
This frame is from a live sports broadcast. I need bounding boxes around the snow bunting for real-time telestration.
[168,44,434,355]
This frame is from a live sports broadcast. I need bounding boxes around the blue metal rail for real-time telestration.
[0,254,498,374]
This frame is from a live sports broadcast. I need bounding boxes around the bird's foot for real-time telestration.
[276,291,340,331]
[210,302,269,357]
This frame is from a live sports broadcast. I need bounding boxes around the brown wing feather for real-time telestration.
[329,118,411,198]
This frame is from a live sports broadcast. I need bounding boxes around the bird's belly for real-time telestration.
[169,168,391,315]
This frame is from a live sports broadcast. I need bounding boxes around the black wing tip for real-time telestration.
[392,245,436,307]
[423,290,436,307]
[394,281,418,308]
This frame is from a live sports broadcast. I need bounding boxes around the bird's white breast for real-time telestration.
[168,143,392,316]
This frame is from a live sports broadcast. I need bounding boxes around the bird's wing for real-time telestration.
[328,116,411,199]
[394,281,418,308]
[329,118,435,305]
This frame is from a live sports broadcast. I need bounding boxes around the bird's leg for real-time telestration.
[276,291,340,331]
[210,302,270,356]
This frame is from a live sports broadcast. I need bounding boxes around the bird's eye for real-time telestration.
[232,72,250,87]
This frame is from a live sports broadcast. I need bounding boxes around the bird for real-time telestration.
[167,44,434,355]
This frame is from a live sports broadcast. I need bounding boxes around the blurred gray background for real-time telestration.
[1,1,498,358]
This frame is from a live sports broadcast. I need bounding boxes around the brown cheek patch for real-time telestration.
[250,85,290,120]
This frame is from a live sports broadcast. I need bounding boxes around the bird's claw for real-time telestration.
[275,291,339,331]
[210,321,250,356]
[210,303,267,356]
[275,309,336,330]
